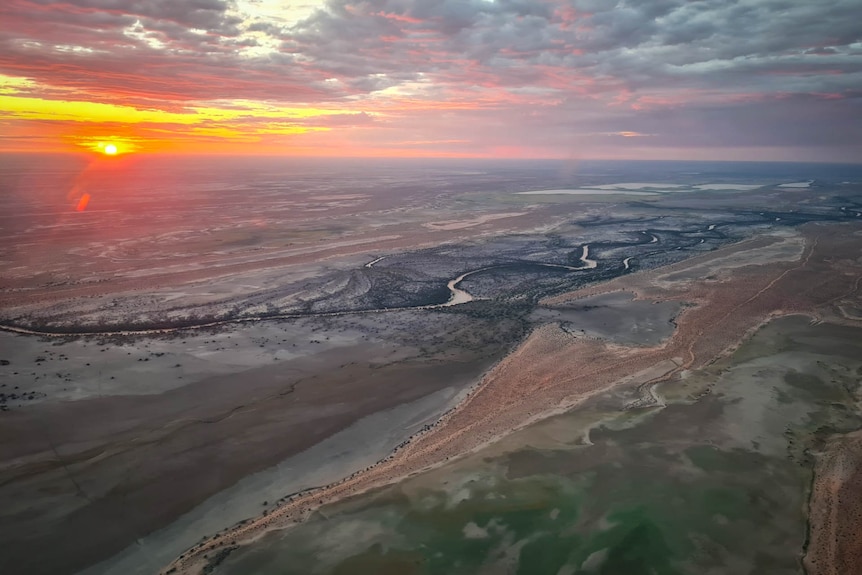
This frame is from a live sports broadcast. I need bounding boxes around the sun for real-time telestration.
[82,138,135,156]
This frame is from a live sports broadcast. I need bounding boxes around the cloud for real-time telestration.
[0,0,860,158]
[25,0,243,34]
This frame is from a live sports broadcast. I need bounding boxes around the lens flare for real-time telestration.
[75,193,91,211]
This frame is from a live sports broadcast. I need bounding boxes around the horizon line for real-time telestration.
[1,151,861,166]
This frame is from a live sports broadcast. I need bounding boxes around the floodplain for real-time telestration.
[1,157,861,575]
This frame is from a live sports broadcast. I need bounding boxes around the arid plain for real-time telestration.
[1,157,861,575]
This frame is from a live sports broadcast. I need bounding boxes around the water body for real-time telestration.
[434,246,597,308]
[364,256,387,268]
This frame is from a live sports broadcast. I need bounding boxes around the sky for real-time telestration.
[0,0,860,161]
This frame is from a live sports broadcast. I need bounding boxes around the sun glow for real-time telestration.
[91,140,130,155]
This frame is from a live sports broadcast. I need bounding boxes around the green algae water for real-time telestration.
[213,316,862,575]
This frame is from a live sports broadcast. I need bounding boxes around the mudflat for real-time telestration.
[0,341,494,575]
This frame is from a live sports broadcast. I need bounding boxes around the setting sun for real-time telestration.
[84,138,136,155]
